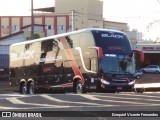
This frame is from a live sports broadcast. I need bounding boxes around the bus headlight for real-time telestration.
[101,79,110,85]
[128,80,135,85]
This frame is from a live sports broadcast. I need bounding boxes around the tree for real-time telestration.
[26,33,40,40]
[34,33,40,39]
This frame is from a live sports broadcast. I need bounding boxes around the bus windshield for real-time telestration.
[99,54,134,74]
[92,30,132,55]
[92,30,134,74]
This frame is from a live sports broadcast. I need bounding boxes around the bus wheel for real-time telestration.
[75,80,82,94]
[20,83,27,94]
[28,82,34,95]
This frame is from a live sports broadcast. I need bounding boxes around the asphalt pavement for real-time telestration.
[0,80,11,94]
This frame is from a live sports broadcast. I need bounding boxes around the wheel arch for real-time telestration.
[27,78,34,85]
[27,78,35,94]
[73,75,83,85]
[19,79,26,89]
[19,79,27,94]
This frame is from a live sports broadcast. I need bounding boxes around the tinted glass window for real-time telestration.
[153,66,158,68]
[64,32,94,48]
[79,32,94,46]
[92,30,132,55]
[41,39,58,52]
[65,34,79,48]
[99,55,134,74]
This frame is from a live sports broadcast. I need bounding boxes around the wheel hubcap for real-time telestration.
[77,83,82,93]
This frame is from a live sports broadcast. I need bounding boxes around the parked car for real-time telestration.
[142,65,160,74]
[134,69,143,79]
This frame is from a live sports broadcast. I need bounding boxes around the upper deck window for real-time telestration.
[41,39,59,52]
[64,32,94,48]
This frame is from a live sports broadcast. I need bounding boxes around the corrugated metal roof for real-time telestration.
[33,7,55,12]
[0,54,9,67]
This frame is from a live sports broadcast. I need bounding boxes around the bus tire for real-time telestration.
[74,80,83,94]
[20,83,27,94]
[28,82,34,95]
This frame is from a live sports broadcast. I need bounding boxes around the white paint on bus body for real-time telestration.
[11,50,35,61]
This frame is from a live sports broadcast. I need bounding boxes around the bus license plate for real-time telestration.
[117,87,123,90]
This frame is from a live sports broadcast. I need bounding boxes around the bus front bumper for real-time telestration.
[100,79,135,91]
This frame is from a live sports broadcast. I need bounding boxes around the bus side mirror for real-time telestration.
[89,47,103,60]
[133,50,144,62]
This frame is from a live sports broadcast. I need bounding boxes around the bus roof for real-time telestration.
[10,28,125,47]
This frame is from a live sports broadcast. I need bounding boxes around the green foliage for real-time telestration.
[34,33,40,39]
[26,33,40,40]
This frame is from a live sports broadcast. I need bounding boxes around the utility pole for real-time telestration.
[102,18,105,29]
[81,8,84,29]
[71,10,75,31]
[31,0,34,40]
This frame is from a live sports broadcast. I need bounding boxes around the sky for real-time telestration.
[0,0,160,40]
[103,0,160,40]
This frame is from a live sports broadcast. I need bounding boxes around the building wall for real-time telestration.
[34,17,42,24]
[88,19,103,28]
[23,17,31,26]
[57,17,67,34]
[104,21,129,31]
[55,0,103,30]
[125,31,137,49]
[0,15,69,37]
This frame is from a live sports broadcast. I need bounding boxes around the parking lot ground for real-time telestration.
[0,80,12,94]
[136,73,160,83]
[135,73,160,92]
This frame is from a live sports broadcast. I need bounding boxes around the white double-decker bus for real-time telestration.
[9,28,144,94]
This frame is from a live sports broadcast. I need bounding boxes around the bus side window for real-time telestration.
[80,32,94,47]
[65,36,73,48]
[25,44,31,50]
[65,34,80,48]
[41,39,55,52]
[52,40,59,51]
